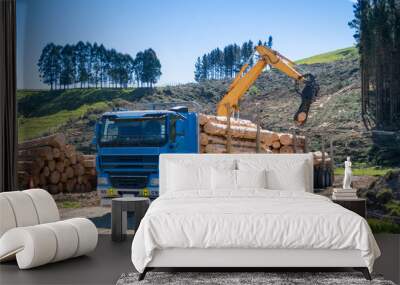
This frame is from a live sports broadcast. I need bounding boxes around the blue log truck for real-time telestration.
[94,103,200,204]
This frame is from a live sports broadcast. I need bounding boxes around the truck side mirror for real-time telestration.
[175,120,185,137]
[169,118,185,149]
[170,114,186,142]
[91,137,97,152]
[95,123,100,136]
[92,124,100,151]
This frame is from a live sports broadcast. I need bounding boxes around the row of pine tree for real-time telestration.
[38,42,161,89]
[350,0,400,130]
[194,37,273,82]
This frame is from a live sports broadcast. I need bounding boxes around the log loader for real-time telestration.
[217,45,319,125]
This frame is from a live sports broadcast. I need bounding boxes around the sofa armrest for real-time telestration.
[0,226,57,269]
[0,218,97,269]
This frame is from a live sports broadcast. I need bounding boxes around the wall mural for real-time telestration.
[16,0,400,233]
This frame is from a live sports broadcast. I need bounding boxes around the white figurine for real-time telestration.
[343,156,352,190]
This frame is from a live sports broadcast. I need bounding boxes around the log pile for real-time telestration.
[199,114,333,189]
[199,114,306,154]
[17,133,96,194]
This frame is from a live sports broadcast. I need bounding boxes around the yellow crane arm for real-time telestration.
[216,45,305,117]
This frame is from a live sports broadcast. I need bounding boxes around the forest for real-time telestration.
[38,42,162,89]
[194,37,272,81]
[349,0,400,130]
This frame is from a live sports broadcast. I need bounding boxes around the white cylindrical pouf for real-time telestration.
[42,221,79,262]
[23,189,60,223]
[0,192,39,227]
[65,218,98,257]
[0,196,17,237]
[0,226,57,269]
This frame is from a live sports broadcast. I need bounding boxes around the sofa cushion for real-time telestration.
[42,221,79,262]
[64,218,98,257]
[0,196,17,237]
[0,189,60,238]
[0,192,39,227]
[24,189,59,223]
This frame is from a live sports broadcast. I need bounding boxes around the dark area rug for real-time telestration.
[116,271,396,285]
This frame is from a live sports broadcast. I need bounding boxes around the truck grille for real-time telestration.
[100,155,158,172]
[110,176,147,189]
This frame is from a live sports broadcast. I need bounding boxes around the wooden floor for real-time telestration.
[0,234,399,285]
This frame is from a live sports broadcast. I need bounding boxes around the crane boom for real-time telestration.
[216,45,318,125]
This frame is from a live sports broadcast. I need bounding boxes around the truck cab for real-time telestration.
[94,106,198,204]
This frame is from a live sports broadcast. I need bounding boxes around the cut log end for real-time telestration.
[17,133,97,194]
[296,112,307,124]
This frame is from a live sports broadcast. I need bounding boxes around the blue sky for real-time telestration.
[17,0,356,89]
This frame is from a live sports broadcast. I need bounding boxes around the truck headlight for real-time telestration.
[150,177,159,186]
[97,177,109,185]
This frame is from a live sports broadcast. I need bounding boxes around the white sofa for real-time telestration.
[0,189,98,269]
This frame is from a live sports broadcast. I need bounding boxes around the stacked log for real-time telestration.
[199,113,305,154]
[199,114,333,189]
[17,133,96,194]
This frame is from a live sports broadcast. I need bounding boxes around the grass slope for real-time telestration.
[17,84,218,141]
[296,47,358,65]
[334,166,393,177]
[368,218,400,233]
[17,88,158,141]
[18,101,110,141]
[18,88,140,118]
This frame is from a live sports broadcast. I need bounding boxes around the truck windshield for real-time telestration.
[99,117,167,147]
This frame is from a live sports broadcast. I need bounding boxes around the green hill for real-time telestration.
[296,47,358,65]
[18,101,110,142]
[17,83,220,142]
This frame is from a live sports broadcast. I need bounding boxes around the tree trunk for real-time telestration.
[19,134,66,150]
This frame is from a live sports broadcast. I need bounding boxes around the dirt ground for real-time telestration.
[302,174,377,197]
[54,191,101,208]
[335,174,378,189]
[56,174,378,219]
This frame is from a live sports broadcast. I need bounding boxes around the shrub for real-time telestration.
[389,208,400,217]
[60,201,81,208]
[88,114,99,123]
[365,190,377,202]
[368,218,400,234]
[385,201,400,217]
[376,188,393,204]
